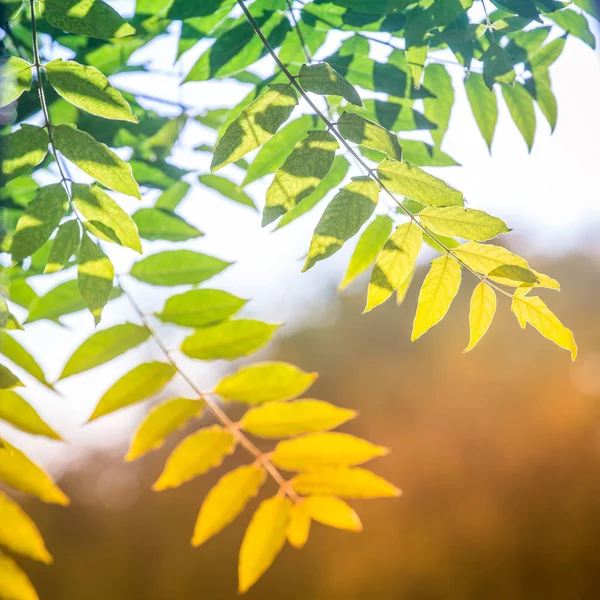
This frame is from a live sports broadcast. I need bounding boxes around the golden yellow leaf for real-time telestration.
[192,465,266,547]
[305,496,362,532]
[238,495,292,593]
[412,255,461,341]
[396,264,416,306]
[465,282,497,352]
[0,554,39,600]
[286,502,311,549]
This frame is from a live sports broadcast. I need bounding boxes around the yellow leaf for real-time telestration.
[126,398,203,461]
[396,264,416,306]
[238,496,291,593]
[153,425,236,491]
[286,502,311,549]
[0,490,52,563]
[0,441,69,505]
[240,399,356,438]
[511,295,577,360]
[293,467,401,499]
[192,465,266,547]
[305,496,362,532]
[0,390,62,440]
[0,554,39,600]
[412,255,461,341]
[366,222,423,312]
[465,282,497,352]
[273,433,387,472]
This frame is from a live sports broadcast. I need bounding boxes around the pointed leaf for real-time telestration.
[465,282,497,352]
[465,73,498,151]
[548,8,596,48]
[286,502,311,549]
[482,43,516,89]
[45,220,80,274]
[198,174,255,209]
[0,331,51,388]
[305,496,362,532]
[0,125,49,186]
[298,62,362,107]
[396,264,416,306]
[0,57,32,108]
[419,206,510,241]
[338,112,402,161]
[133,206,202,242]
[155,181,191,210]
[423,64,454,147]
[0,391,61,439]
[0,554,39,600]
[0,365,22,390]
[502,82,536,151]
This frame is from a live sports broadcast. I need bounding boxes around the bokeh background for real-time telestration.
[3,3,600,598]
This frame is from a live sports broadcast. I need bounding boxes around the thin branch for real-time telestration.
[285,0,313,63]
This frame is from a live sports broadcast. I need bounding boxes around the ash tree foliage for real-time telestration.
[0,0,596,596]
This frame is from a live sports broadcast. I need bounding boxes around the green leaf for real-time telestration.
[263,130,338,226]
[0,554,39,600]
[548,8,596,48]
[482,43,516,89]
[155,181,191,210]
[73,183,141,252]
[211,84,298,173]
[412,255,462,341]
[238,496,291,594]
[366,222,423,312]
[132,208,203,242]
[298,62,363,106]
[77,233,114,324]
[215,362,317,404]
[198,174,256,209]
[192,465,266,547]
[153,425,237,491]
[39,0,136,39]
[377,159,464,207]
[0,331,51,388]
[525,68,557,132]
[528,35,566,69]
[344,99,436,132]
[126,398,204,461]
[89,361,177,421]
[406,44,427,88]
[465,73,498,152]
[502,82,536,151]
[292,467,401,499]
[0,57,32,108]
[397,140,460,167]
[0,440,69,505]
[305,496,362,532]
[130,250,231,286]
[53,125,141,199]
[0,125,49,186]
[465,282,497,352]
[45,59,137,122]
[0,390,61,439]
[241,399,356,439]
[45,220,80,274]
[0,364,22,390]
[60,323,150,379]
[304,177,379,271]
[276,155,350,229]
[339,215,394,291]
[423,64,454,147]
[11,184,69,262]
[0,490,52,563]
[273,432,387,471]
[157,289,246,328]
[338,112,402,161]
[419,207,511,241]
[572,0,600,20]
[182,319,279,361]
[242,115,316,186]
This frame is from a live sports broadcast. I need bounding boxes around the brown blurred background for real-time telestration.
[13,252,600,600]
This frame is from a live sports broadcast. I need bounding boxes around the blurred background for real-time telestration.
[3,3,600,599]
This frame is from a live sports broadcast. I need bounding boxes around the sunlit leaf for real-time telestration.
[45,220,80,274]
[0,554,39,600]
[0,57,32,108]
[0,125,49,186]
[419,206,510,241]
[465,73,498,152]
[465,282,497,352]
[0,331,51,389]
[305,496,362,532]
[286,502,311,549]
[298,62,362,106]
[423,64,454,147]
[198,174,256,209]
[502,82,536,151]
[155,181,191,210]
[132,207,203,242]
[0,365,22,390]
[548,7,596,48]
[0,390,61,439]
[338,112,402,161]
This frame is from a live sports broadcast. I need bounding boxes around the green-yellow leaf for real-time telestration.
[338,112,402,161]
[286,502,311,549]
[157,289,247,328]
[412,255,462,341]
[304,177,379,271]
[263,130,338,225]
[465,73,498,151]
[502,81,536,152]
[0,441,69,505]
[366,222,423,312]
[0,125,49,186]
[211,84,298,172]
[0,554,39,600]
[396,264,416,306]
[465,282,497,352]
[130,250,230,286]
[44,220,80,274]
[377,159,464,207]
[215,362,317,405]
[126,398,203,461]
[0,490,52,563]
[182,319,279,361]
[46,59,137,122]
[53,125,141,199]
[11,184,69,262]
[0,331,51,389]
[0,57,32,108]
[241,399,356,439]
[192,465,266,547]
[89,361,176,421]
[77,233,114,324]
[153,425,236,491]
[304,496,362,532]
[419,206,510,241]
[198,174,256,209]
[423,64,454,147]
[298,62,362,107]
[133,208,203,242]
[273,432,387,471]
[511,295,577,360]
[0,391,61,439]
[0,365,22,390]
[238,496,291,593]
[293,467,401,499]
[60,323,150,379]
[155,181,190,210]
